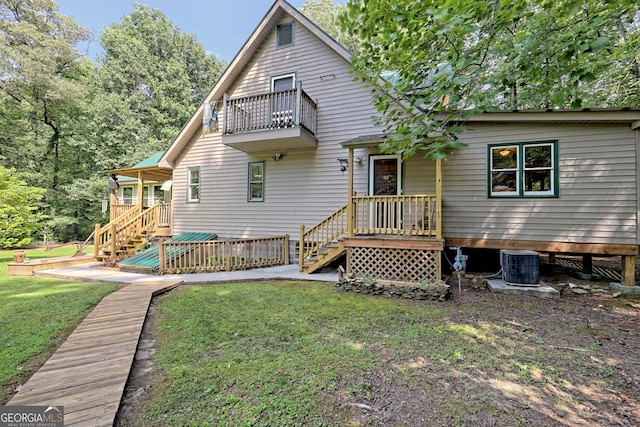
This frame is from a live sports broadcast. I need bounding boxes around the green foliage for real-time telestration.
[0,0,92,188]
[300,0,359,52]
[0,166,47,248]
[341,0,640,160]
[0,1,225,242]
[85,4,225,169]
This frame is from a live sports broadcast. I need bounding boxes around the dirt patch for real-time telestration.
[116,271,640,426]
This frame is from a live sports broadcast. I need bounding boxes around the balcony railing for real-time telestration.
[223,81,317,136]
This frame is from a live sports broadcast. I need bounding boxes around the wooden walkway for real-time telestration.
[6,279,182,427]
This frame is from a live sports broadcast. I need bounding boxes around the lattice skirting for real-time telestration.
[347,246,441,284]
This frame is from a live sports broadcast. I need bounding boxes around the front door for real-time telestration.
[369,155,402,230]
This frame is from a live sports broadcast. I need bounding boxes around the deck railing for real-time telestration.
[110,204,136,221]
[157,203,172,227]
[159,235,289,274]
[352,194,437,236]
[299,204,348,271]
[223,82,317,136]
[111,203,171,224]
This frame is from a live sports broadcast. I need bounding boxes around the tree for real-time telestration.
[0,165,47,248]
[85,4,225,169]
[0,0,91,189]
[341,0,640,160]
[300,0,358,52]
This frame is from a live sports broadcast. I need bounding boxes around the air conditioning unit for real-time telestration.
[500,250,540,286]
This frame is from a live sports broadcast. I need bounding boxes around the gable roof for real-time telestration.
[158,0,352,169]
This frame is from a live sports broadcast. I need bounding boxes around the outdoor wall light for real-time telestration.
[338,158,349,172]
[273,153,283,161]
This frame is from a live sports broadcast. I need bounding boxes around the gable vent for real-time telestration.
[277,22,294,47]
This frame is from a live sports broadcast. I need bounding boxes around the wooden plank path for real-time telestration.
[6,279,182,427]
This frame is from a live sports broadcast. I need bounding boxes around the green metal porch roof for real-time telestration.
[118,232,217,270]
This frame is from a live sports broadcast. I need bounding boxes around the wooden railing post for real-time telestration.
[284,234,290,264]
[110,222,117,261]
[222,92,228,134]
[159,241,166,274]
[94,224,101,258]
[225,240,231,271]
[299,225,305,272]
[294,80,302,126]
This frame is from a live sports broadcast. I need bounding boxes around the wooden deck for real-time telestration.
[8,255,94,276]
[6,279,182,427]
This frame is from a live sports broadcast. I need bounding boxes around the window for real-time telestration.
[143,186,150,206]
[276,21,294,48]
[122,187,133,204]
[248,162,264,202]
[187,167,200,203]
[488,141,558,197]
[153,185,165,203]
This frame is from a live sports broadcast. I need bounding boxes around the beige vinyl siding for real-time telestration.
[441,124,638,245]
[171,14,381,239]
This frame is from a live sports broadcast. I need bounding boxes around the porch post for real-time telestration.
[622,255,636,286]
[294,80,302,126]
[137,170,144,213]
[222,92,228,134]
[435,158,442,240]
[299,224,305,272]
[94,224,100,259]
[109,190,118,221]
[347,147,354,237]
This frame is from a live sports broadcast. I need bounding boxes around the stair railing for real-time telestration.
[94,204,162,259]
[299,204,348,272]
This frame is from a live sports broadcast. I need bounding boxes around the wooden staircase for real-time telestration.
[301,238,346,274]
[94,204,166,261]
[299,204,348,274]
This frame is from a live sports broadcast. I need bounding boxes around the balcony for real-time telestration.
[221,81,317,153]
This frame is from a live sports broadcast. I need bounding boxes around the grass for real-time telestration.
[126,281,640,426]
[0,246,118,402]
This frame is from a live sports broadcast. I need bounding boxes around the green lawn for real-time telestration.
[125,281,640,427]
[0,246,118,403]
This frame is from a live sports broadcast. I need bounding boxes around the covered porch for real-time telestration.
[94,156,173,261]
[299,134,444,284]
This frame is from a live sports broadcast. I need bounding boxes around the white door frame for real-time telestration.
[368,155,403,230]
